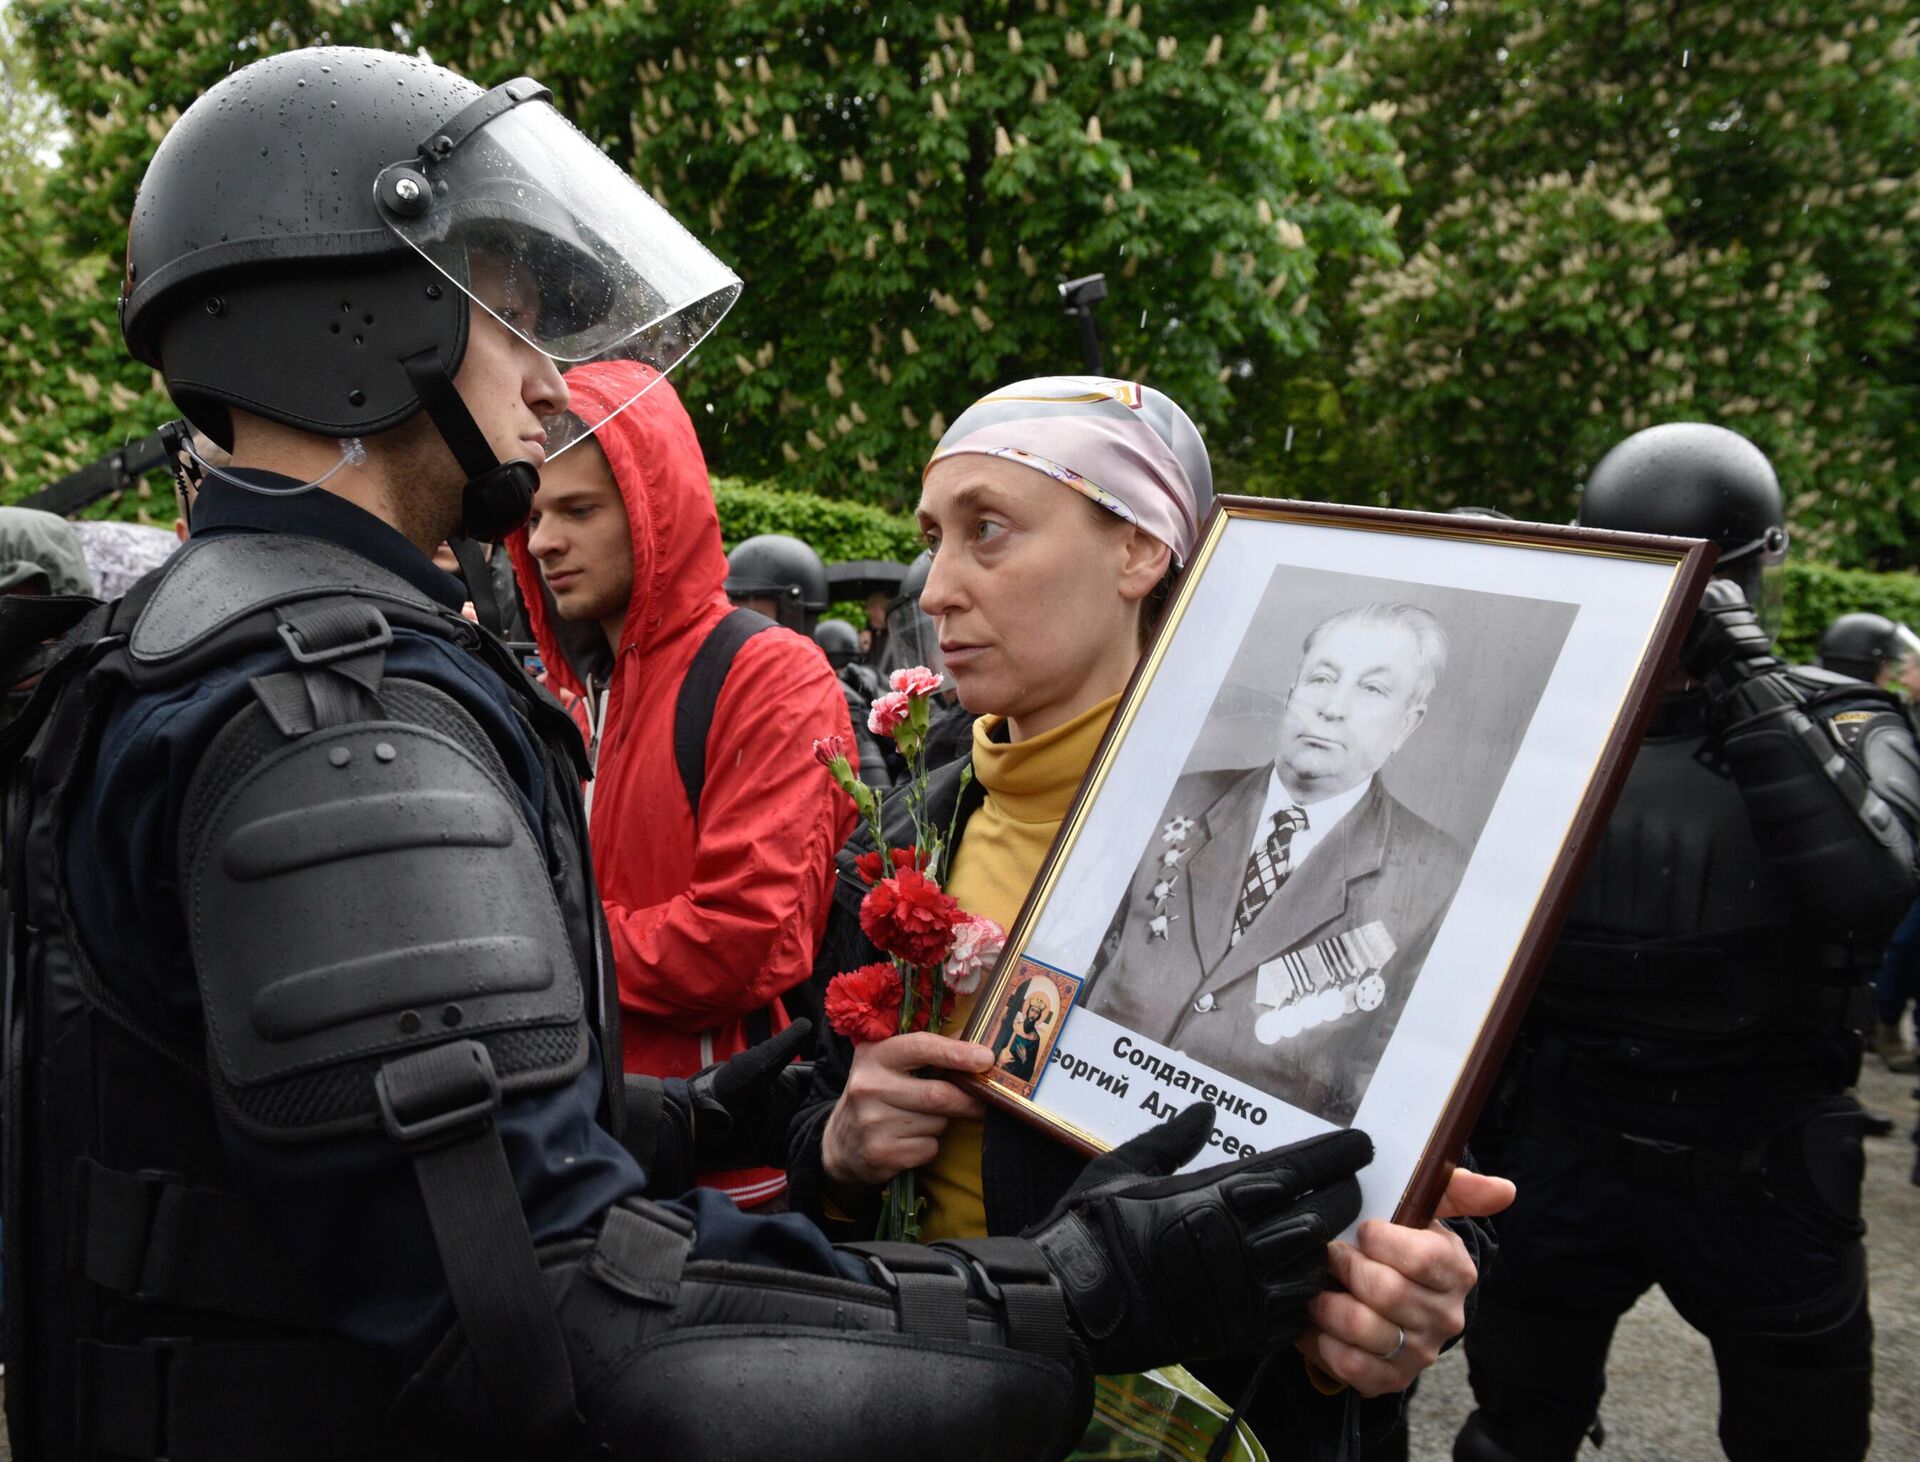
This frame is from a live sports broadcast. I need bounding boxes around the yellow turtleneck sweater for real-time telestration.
[919,694,1119,1243]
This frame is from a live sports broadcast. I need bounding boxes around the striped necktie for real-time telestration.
[1232,805,1309,945]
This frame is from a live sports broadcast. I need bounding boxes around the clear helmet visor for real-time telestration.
[1716,527,1788,642]
[1887,625,1920,695]
[886,595,944,680]
[376,98,741,458]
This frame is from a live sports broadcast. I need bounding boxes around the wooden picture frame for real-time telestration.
[957,497,1716,1228]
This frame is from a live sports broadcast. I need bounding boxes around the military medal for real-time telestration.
[1145,815,1192,928]
[1252,921,1397,1044]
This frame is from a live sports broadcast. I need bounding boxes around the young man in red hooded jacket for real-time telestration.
[509,359,857,1207]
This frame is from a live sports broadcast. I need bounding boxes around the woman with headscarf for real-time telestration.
[787,376,1510,1457]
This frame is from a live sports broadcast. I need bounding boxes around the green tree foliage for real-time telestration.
[4,0,1406,511]
[0,4,174,514]
[1779,561,1920,666]
[1334,0,1920,566]
[1,2,392,516]
[395,0,1407,507]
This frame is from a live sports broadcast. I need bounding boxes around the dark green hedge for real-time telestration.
[1780,561,1920,667]
[712,478,922,565]
[711,478,1920,670]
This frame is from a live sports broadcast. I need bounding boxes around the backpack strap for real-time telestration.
[673,607,774,821]
[673,608,778,1050]
[0,597,114,766]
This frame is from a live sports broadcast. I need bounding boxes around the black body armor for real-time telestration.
[4,533,1359,1461]
[1536,672,1920,1103]
[2,534,617,1458]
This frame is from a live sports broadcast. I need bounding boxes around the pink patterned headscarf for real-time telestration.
[924,376,1212,564]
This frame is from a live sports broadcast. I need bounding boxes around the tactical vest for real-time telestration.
[0,534,622,1461]
[1539,688,1868,1049]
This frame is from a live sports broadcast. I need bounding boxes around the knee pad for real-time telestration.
[1462,1293,1617,1462]
[1713,1245,1871,1462]
[1453,1411,1535,1462]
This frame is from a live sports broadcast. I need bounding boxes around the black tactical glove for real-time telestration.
[1681,577,1781,691]
[1021,1103,1369,1374]
[622,1020,813,1193]
[685,1018,815,1173]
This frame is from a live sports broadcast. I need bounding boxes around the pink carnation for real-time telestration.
[812,734,849,769]
[868,690,912,737]
[889,665,944,699]
[942,915,1006,996]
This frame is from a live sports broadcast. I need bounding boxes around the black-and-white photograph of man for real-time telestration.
[1082,568,1577,1125]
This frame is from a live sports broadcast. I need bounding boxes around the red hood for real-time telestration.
[508,361,731,697]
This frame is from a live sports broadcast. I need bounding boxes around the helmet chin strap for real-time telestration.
[401,348,541,542]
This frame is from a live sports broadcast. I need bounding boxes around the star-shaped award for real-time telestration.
[1161,816,1196,843]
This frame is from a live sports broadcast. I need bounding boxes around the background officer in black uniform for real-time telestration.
[725,531,832,633]
[1455,423,1920,1462]
[2,47,1376,1462]
[885,548,977,769]
[1819,612,1920,696]
[730,531,896,786]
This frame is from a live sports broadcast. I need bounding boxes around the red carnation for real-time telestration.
[825,962,904,1044]
[860,867,964,968]
[854,845,928,885]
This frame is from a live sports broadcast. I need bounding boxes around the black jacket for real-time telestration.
[788,746,1086,1234]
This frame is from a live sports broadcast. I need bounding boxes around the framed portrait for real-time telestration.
[958,498,1716,1228]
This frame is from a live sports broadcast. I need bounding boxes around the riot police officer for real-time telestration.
[1818,614,1920,1075]
[811,616,895,791]
[0,47,1376,1462]
[813,617,885,700]
[721,535,894,789]
[1819,612,1920,697]
[886,549,976,769]
[1456,424,1920,1462]
[725,532,831,632]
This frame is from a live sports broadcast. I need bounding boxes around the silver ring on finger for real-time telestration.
[1376,1325,1407,1362]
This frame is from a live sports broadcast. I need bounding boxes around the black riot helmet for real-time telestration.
[121,47,739,539]
[811,618,862,670]
[1820,613,1920,684]
[884,550,941,678]
[1578,424,1788,607]
[725,534,830,632]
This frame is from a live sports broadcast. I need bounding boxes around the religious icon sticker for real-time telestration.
[981,957,1084,1101]
[959,497,1715,1229]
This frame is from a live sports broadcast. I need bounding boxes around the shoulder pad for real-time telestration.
[1785,664,1863,693]
[1784,665,1903,714]
[130,533,438,666]
[182,689,587,1140]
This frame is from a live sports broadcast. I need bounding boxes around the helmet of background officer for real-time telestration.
[812,618,862,670]
[882,550,941,681]
[120,47,739,544]
[0,507,93,598]
[725,534,829,633]
[917,376,1208,739]
[1820,612,1920,697]
[1577,422,1788,632]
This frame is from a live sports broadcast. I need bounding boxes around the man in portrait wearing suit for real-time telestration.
[1084,601,1469,1125]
